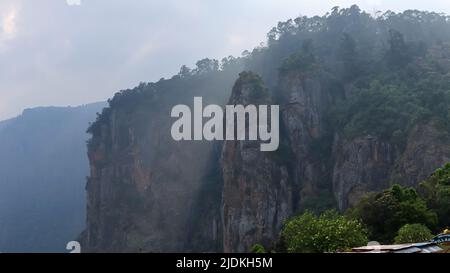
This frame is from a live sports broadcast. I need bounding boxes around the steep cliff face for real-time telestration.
[332,122,450,211]
[82,70,241,252]
[85,115,217,252]
[278,71,335,210]
[393,123,450,186]
[220,69,344,252]
[332,135,395,210]
[221,72,292,253]
[219,69,450,249]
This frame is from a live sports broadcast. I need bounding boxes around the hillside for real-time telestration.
[82,6,450,252]
[0,102,105,252]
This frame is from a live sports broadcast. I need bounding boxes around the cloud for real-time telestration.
[228,35,245,47]
[1,0,450,120]
[366,0,383,6]
[0,5,18,50]
[2,8,17,35]
[66,0,81,6]
[128,42,156,66]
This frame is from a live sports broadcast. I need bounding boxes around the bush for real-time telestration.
[420,163,450,230]
[251,244,266,253]
[281,210,368,253]
[394,224,434,244]
[351,184,438,243]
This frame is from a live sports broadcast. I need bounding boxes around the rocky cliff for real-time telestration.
[82,8,450,253]
[82,69,450,253]
[82,69,241,252]
[332,123,450,211]
[221,72,292,253]
[82,67,450,253]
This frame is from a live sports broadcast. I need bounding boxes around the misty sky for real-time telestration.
[1,0,450,120]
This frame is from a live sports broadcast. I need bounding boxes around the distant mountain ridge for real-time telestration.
[0,102,105,253]
[0,118,13,132]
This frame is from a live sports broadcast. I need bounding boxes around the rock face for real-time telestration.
[332,123,450,211]
[332,135,394,210]
[278,71,333,209]
[220,69,337,252]
[82,71,241,252]
[84,115,217,252]
[221,72,292,252]
[394,123,450,186]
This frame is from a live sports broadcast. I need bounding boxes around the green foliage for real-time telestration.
[420,163,450,229]
[251,244,266,253]
[178,65,192,78]
[194,58,219,74]
[299,192,336,215]
[337,33,361,80]
[394,224,434,244]
[279,51,317,75]
[232,71,269,102]
[331,68,450,148]
[331,82,422,146]
[281,210,368,253]
[262,6,450,153]
[351,184,438,243]
[386,29,411,67]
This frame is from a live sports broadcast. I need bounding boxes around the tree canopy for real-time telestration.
[394,224,434,244]
[281,210,368,253]
[420,163,450,229]
[351,184,438,243]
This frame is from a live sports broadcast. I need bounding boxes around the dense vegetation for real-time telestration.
[350,184,438,243]
[420,163,450,229]
[87,6,450,177]
[280,210,368,253]
[266,6,450,149]
[394,224,434,244]
[274,171,448,252]
[90,5,450,143]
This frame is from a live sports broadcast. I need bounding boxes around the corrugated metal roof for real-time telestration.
[394,247,421,253]
[351,242,443,253]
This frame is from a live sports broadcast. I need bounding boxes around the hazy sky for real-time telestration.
[1,0,450,120]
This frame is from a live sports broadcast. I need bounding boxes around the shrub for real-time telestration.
[281,210,368,253]
[394,224,434,244]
